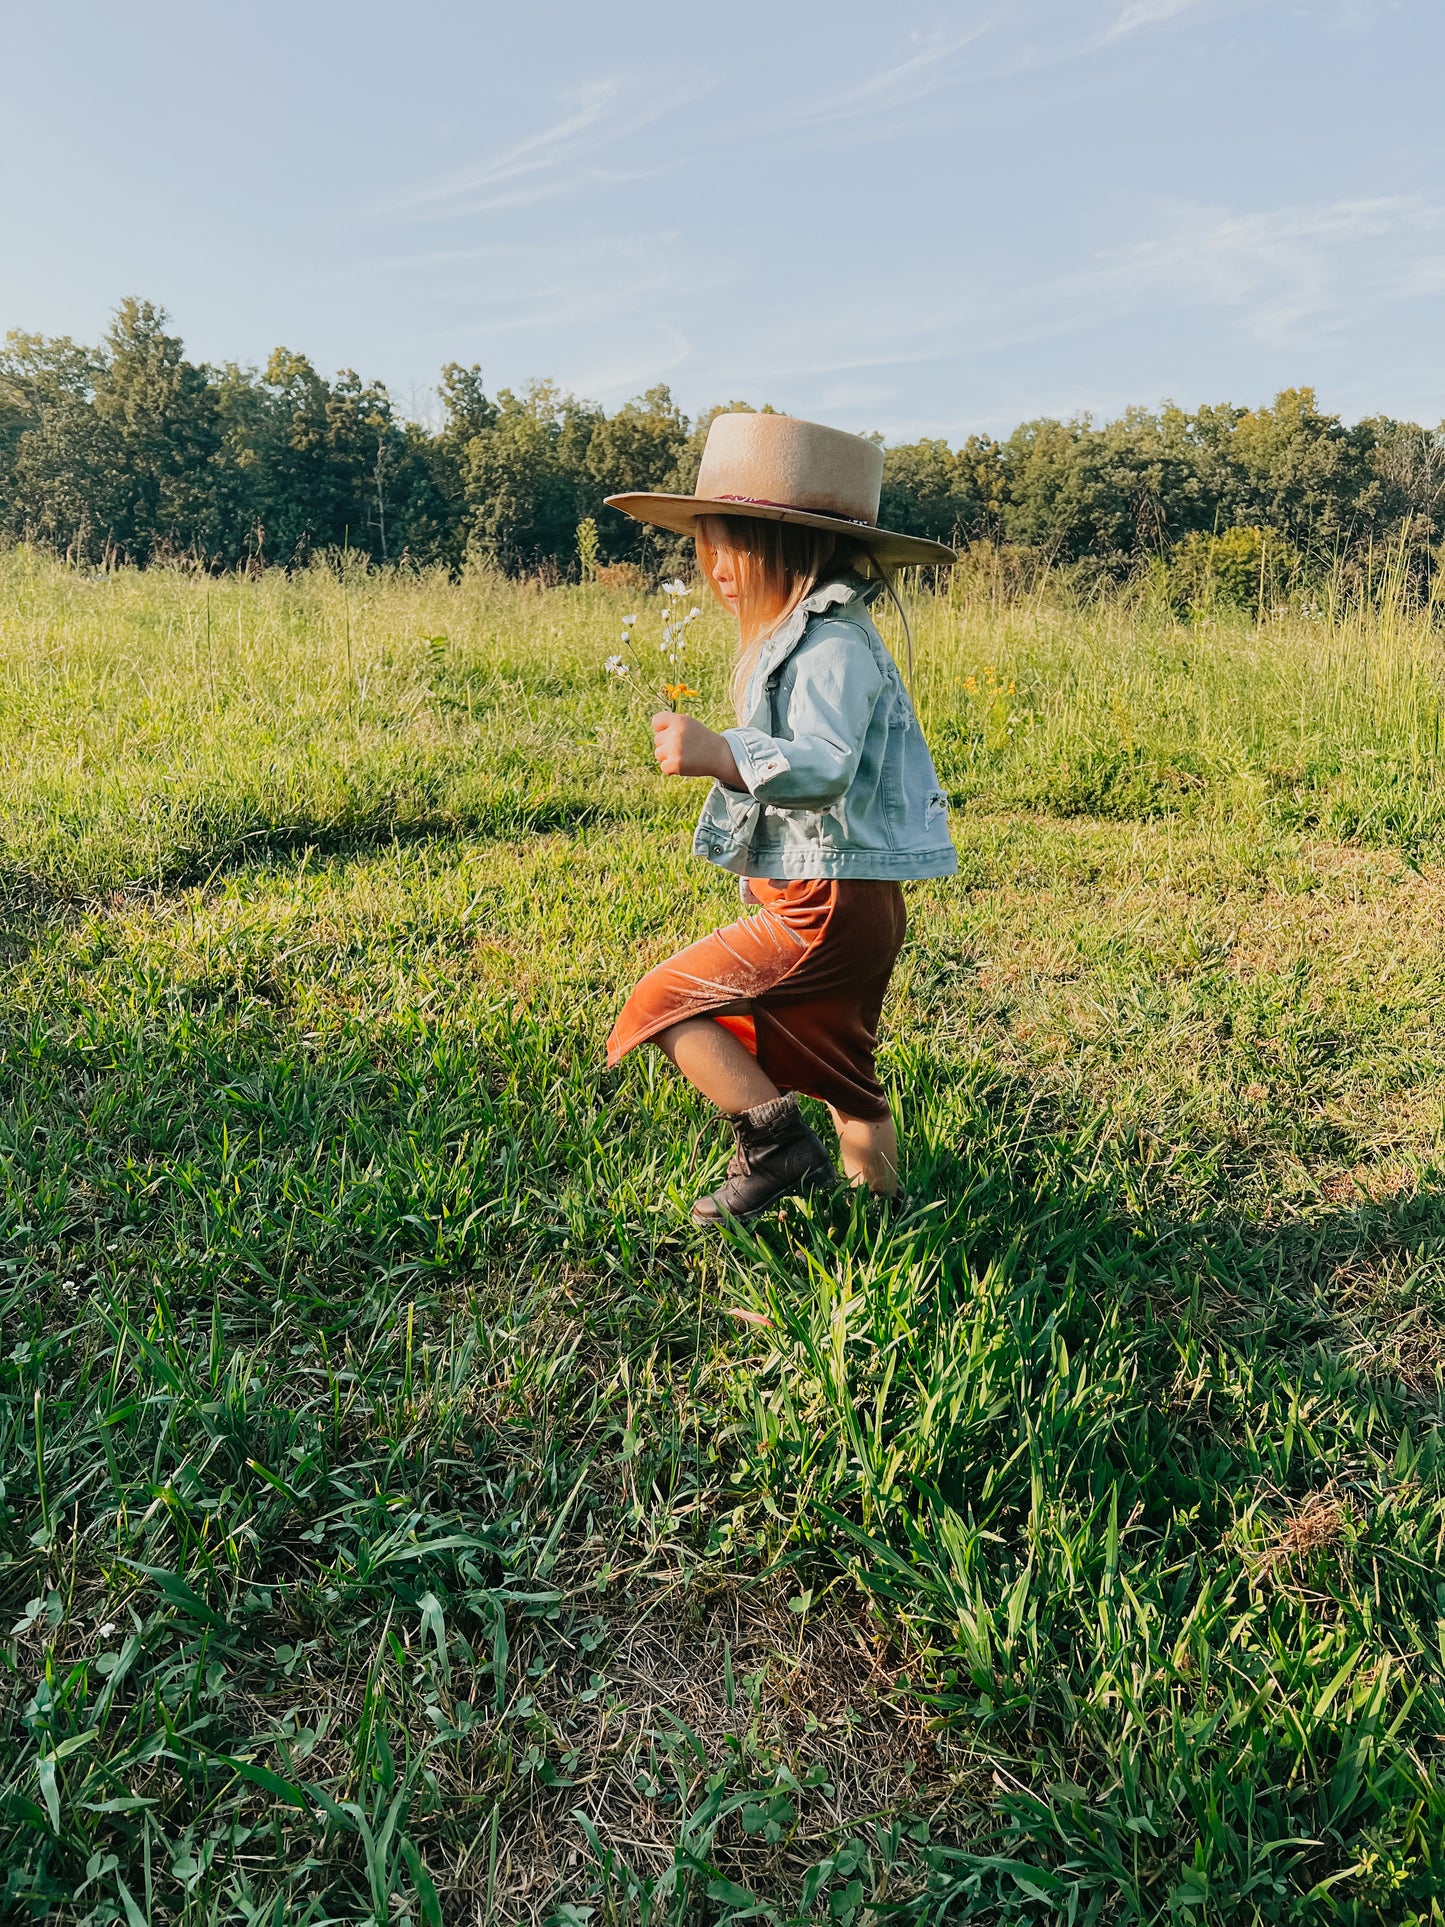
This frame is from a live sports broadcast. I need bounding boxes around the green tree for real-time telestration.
[1169,525,1300,613]
[1226,387,1367,556]
[0,331,113,557]
[999,407,1229,568]
[89,298,235,562]
[224,348,403,564]
[1361,418,1445,584]
[584,384,688,564]
[585,384,686,494]
[3,296,1441,593]
[464,381,602,576]
[880,435,1003,546]
[414,364,498,569]
[3,304,233,564]
[999,414,1116,563]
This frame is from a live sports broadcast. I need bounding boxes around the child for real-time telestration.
[604,413,957,1225]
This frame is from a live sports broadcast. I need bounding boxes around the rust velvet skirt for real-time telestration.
[606,878,906,1121]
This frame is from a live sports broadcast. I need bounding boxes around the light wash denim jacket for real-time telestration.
[692,577,957,882]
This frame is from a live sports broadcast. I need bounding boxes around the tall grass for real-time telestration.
[1,549,1445,1921]
[909,566,1445,844]
[3,547,1443,909]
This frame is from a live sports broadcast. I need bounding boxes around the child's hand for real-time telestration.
[651,712,743,787]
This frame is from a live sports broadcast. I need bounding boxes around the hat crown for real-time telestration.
[695,413,883,527]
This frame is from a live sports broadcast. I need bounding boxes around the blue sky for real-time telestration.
[3,0,1442,440]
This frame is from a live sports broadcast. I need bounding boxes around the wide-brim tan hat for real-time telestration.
[605,411,956,567]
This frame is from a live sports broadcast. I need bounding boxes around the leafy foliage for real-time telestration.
[2,306,1443,593]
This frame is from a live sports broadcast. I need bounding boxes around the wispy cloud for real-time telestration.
[782,16,1004,127]
[1012,0,1278,69]
[378,73,713,220]
[783,1,1276,137]
[377,1,1251,227]
[1326,0,1396,29]
[361,7,1436,432]
[362,229,717,408]
[1104,0,1210,39]
[1095,194,1445,344]
[680,191,1445,422]
[376,231,713,338]
[952,193,1445,363]
[878,185,1445,429]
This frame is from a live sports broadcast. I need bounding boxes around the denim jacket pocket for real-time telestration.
[694,782,762,867]
[718,785,761,835]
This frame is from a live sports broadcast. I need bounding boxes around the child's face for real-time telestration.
[704,542,740,611]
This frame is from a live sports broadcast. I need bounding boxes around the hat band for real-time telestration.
[712,493,876,529]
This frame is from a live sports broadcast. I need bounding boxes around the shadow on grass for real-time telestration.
[888,1046,1445,1326]
[0,789,623,922]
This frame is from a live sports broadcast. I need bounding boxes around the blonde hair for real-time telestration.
[694,515,910,716]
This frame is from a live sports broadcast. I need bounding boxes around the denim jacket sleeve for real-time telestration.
[719,620,886,809]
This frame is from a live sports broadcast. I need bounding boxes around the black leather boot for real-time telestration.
[692,1094,838,1227]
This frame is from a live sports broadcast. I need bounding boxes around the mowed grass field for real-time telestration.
[3,548,1445,1923]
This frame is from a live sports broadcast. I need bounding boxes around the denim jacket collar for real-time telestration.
[748,575,884,706]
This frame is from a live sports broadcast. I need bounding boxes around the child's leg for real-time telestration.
[828,1105,900,1196]
[655,1017,780,1113]
[656,1018,835,1226]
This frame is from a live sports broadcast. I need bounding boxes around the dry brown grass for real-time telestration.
[396,1584,986,1920]
[1250,1488,1357,1587]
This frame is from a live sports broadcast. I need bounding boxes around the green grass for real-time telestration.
[2,548,1445,1923]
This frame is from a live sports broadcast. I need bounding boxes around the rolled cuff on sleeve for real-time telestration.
[721,726,794,796]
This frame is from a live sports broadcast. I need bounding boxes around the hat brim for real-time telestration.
[603,492,957,567]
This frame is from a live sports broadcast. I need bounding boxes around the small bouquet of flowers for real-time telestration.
[604,577,702,711]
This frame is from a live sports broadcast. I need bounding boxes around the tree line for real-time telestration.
[2,298,1442,599]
